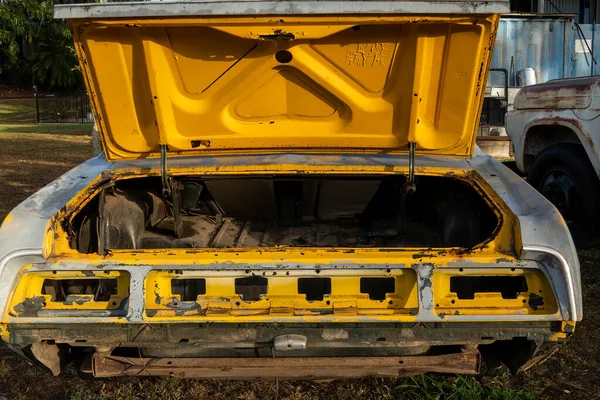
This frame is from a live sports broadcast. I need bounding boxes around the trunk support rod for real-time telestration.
[160,145,170,197]
[160,145,184,238]
[406,141,416,194]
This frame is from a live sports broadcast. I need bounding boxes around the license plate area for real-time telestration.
[145,269,419,318]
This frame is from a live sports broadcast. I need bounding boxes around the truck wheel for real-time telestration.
[527,143,600,248]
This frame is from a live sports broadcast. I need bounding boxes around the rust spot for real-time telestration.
[411,252,435,259]
[191,140,211,148]
[528,293,544,310]
[13,296,46,317]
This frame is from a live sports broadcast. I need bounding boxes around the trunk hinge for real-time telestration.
[160,145,184,238]
[406,141,417,194]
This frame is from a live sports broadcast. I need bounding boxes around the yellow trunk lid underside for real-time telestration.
[71,15,498,161]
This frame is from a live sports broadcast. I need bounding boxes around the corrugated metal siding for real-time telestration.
[543,0,579,14]
[490,18,600,86]
[490,18,570,85]
[570,23,600,76]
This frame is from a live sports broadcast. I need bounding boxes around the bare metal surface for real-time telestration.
[273,334,307,351]
[91,350,479,378]
[522,245,578,321]
[55,0,510,19]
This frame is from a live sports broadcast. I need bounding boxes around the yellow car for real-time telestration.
[0,0,581,379]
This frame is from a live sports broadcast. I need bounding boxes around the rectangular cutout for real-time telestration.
[360,277,395,301]
[41,278,118,302]
[235,276,268,302]
[450,276,528,300]
[298,278,331,301]
[171,278,206,301]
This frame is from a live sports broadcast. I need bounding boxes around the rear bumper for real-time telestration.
[6,322,568,348]
[6,322,566,377]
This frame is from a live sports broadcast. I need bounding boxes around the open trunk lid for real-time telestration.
[56,1,507,161]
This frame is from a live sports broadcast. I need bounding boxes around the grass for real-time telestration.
[0,98,37,124]
[62,375,535,400]
[0,123,93,135]
[0,101,596,399]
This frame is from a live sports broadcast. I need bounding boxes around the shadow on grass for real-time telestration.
[0,98,37,124]
[0,131,92,221]
[0,123,93,136]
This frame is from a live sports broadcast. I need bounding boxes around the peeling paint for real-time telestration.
[528,293,544,310]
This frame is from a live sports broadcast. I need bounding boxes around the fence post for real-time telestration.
[35,93,39,123]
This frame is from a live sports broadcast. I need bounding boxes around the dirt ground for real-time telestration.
[0,104,598,399]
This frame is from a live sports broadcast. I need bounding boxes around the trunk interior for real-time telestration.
[71,175,499,254]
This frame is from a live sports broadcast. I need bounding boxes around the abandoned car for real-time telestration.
[506,76,600,248]
[0,0,581,378]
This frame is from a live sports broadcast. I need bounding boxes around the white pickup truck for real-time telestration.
[506,76,600,248]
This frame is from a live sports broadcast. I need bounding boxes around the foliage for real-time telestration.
[0,0,57,87]
[30,20,81,88]
[0,1,132,89]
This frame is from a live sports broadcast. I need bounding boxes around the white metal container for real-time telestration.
[518,68,538,87]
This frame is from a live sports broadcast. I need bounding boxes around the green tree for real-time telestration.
[31,21,81,88]
[0,0,130,89]
[0,0,55,85]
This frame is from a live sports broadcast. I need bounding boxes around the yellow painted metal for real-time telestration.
[0,212,12,228]
[433,268,559,317]
[0,324,8,343]
[69,15,500,160]
[146,269,418,320]
[6,268,130,318]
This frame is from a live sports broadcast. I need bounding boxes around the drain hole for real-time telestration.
[275,50,293,63]
[42,279,118,302]
[171,278,206,301]
[360,277,395,301]
[298,278,331,301]
[450,276,528,300]
[235,276,268,302]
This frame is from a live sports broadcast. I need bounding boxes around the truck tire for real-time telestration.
[527,143,600,248]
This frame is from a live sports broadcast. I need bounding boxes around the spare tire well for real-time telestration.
[524,125,584,172]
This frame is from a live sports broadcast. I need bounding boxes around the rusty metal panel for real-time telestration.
[513,76,600,109]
